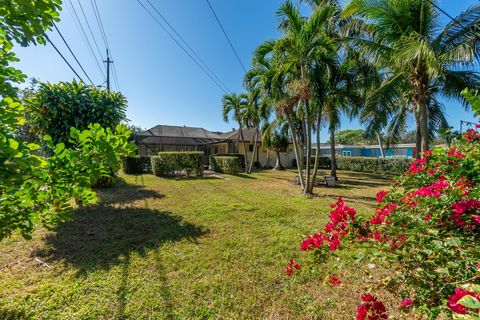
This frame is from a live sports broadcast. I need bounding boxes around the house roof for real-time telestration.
[219,128,262,143]
[135,125,224,146]
[137,125,222,139]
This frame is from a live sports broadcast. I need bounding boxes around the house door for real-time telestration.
[342,151,352,157]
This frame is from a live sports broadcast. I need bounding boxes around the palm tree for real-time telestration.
[222,93,249,173]
[263,129,289,170]
[344,0,480,156]
[242,88,265,174]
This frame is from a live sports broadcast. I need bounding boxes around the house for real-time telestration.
[135,125,297,167]
[311,143,417,158]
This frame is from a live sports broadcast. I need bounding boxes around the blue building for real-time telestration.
[312,143,417,159]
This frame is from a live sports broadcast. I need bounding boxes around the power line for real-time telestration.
[425,0,469,29]
[45,34,85,82]
[145,0,230,92]
[205,0,247,72]
[53,22,95,85]
[66,0,105,80]
[77,0,104,60]
[90,0,120,91]
[136,0,228,93]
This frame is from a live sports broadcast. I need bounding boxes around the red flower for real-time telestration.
[356,293,388,320]
[401,299,414,308]
[376,190,389,203]
[328,275,342,286]
[448,147,465,159]
[447,288,480,314]
[408,158,427,174]
[464,129,480,142]
[285,259,300,276]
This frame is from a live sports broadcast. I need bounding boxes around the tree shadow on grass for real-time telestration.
[96,184,165,206]
[0,309,31,320]
[38,205,207,273]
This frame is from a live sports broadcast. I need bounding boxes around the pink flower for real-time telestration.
[451,199,480,228]
[447,288,480,314]
[401,299,414,308]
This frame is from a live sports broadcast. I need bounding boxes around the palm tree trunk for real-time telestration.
[287,114,305,190]
[418,97,429,157]
[248,129,258,173]
[309,114,321,193]
[329,126,337,179]
[304,106,311,195]
[376,131,385,158]
[273,151,284,170]
[239,124,249,173]
[415,112,422,160]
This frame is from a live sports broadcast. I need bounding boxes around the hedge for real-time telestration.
[293,156,331,169]
[151,152,204,177]
[209,153,245,171]
[210,156,240,174]
[335,156,413,175]
[122,156,152,174]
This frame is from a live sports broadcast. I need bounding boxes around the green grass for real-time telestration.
[0,170,403,319]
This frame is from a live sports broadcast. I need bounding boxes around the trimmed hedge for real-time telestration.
[335,156,413,175]
[210,156,240,174]
[122,156,152,174]
[151,152,204,177]
[293,156,331,169]
[209,153,245,171]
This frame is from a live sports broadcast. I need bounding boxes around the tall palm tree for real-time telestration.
[344,0,480,156]
[242,88,265,174]
[222,93,249,173]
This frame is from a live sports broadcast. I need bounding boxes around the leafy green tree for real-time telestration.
[25,80,128,145]
[222,92,249,173]
[344,0,480,156]
[329,129,370,145]
[462,88,480,117]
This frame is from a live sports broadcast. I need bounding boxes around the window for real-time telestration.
[249,144,254,152]
[342,151,352,157]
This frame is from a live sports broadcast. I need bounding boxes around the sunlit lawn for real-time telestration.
[0,170,403,320]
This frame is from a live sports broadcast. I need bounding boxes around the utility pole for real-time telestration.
[104,49,113,90]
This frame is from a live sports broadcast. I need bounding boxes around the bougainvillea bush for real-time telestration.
[290,130,480,319]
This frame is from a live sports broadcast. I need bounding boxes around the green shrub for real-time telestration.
[211,156,240,174]
[24,80,127,145]
[122,156,152,174]
[209,153,245,171]
[336,156,413,175]
[151,152,203,177]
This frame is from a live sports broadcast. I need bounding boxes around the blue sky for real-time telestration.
[13,0,480,139]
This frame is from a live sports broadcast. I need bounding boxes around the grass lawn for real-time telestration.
[0,170,403,320]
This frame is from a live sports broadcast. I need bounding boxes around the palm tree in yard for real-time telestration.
[222,93,249,173]
[263,128,290,170]
[247,0,337,194]
[242,88,265,174]
[344,0,480,156]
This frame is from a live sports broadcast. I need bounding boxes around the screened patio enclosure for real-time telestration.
[135,125,228,158]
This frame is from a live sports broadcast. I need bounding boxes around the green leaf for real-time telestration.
[8,138,19,150]
[458,295,480,309]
